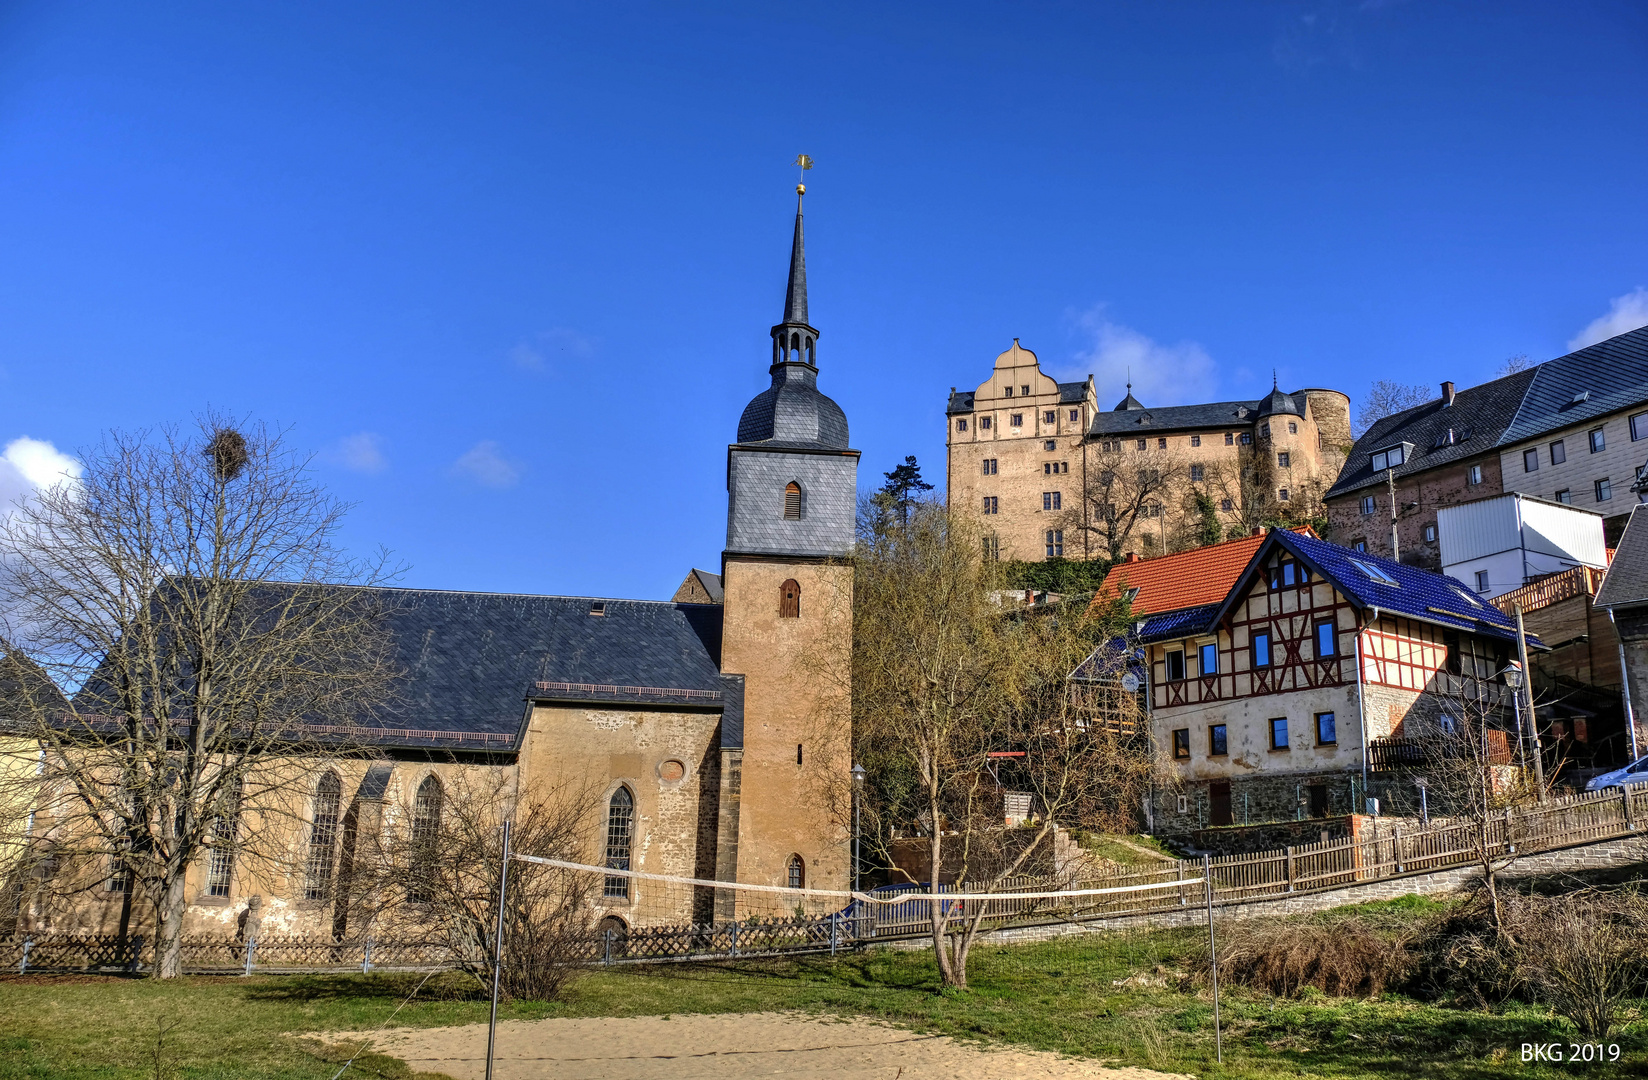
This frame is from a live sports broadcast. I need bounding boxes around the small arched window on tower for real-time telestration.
[783,481,802,520]
[779,578,801,619]
[805,337,814,364]
[791,332,800,355]
[787,854,805,889]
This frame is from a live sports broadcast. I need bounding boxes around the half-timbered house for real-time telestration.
[1139,529,1540,836]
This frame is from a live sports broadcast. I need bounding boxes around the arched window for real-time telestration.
[784,481,802,520]
[779,578,801,619]
[603,787,634,900]
[305,772,341,901]
[787,854,805,889]
[805,337,814,364]
[205,778,242,899]
[408,774,443,902]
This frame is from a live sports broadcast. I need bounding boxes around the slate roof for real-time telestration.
[1595,504,1648,611]
[1499,325,1648,446]
[68,586,728,751]
[945,381,1087,415]
[737,361,850,449]
[1088,395,1300,437]
[1094,528,1314,616]
[1325,367,1537,499]
[1139,531,1540,649]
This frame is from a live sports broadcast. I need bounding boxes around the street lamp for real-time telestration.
[851,763,866,893]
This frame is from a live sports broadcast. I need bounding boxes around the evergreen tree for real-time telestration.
[878,455,934,527]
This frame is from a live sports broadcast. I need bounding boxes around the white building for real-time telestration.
[1439,492,1607,599]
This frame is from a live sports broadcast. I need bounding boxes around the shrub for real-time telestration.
[1184,915,1414,998]
[1510,889,1648,1038]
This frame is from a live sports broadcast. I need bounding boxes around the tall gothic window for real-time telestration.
[205,779,242,898]
[779,578,801,619]
[604,787,634,900]
[787,854,805,890]
[409,774,443,903]
[783,482,802,519]
[305,772,342,901]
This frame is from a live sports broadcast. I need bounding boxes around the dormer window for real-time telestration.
[1370,444,1407,472]
[590,601,606,616]
[784,482,802,520]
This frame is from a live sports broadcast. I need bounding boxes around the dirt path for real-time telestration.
[365,1011,1193,1080]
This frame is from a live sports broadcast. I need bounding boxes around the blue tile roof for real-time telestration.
[1134,532,1542,650]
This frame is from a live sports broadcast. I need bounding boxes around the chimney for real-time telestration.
[1123,552,1139,563]
[1441,381,1456,407]
[1252,526,1263,537]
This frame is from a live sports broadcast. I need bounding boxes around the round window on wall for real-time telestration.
[657,759,686,783]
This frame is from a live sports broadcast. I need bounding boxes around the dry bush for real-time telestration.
[1184,916,1415,998]
[1509,889,1648,1038]
[1408,892,1523,1008]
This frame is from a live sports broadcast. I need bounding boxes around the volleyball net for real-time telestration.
[510,850,1208,950]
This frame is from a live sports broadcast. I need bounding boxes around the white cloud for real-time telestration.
[1569,287,1648,351]
[448,441,520,489]
[0,437,80,517]
[1063,307,1218,408]
[511,327,596,371]
[330,432,388,474]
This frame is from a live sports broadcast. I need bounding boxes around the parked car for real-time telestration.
[1584,754,1648,791]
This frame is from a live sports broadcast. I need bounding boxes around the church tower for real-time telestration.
[716,183,858,913]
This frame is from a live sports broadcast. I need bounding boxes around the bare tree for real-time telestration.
[1061,442,1185,560]
[1355,381,1433,437]
[351,770,598,1002]
[0,418,398,977]
[1498,354,1535,377]
[845,500,1146,989]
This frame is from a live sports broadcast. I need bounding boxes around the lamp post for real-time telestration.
[851,763,866,893]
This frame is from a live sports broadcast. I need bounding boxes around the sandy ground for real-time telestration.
[362,1012,1193,1080]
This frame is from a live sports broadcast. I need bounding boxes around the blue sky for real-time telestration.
[1,1,1645,600]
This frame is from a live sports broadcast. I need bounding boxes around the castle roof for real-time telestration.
[1088,395,1297,435]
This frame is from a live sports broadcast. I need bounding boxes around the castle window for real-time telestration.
[1044,440,1056,451]
[1157,438,1167,449]
[787,854,805,889]
[1045,529,1063,557]
[1221,498,1233,511]
[1288,422,1298,435]
[1279,488,1290,501]
[784,482,802,520]
[1260,423,1270,438]
[1224,432,1234,445]
[604,787,634,900]
[980,417,992,430]
[1190,435,1201,447]
[982,458,997,475]
[1069,409,1079,421]
[305,771,342,902]
[1003,385,1013,397]
[1136,439,1146,450]
[956,419,967,432]
[1021,385,1030,396]
[796,743,803,766]
[1042,492,1061,511]
[1190,464,1204,482]
[409,774,443,903]
[982,534,1000,560]
[1240,433,1252,445]
[1044,410,1057,424]
[1010,414,1024,427]
[982,496,998,514]
[1277,451,1290,468]
[780,578,801,618]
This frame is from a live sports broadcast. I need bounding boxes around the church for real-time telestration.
[39,188,857,938]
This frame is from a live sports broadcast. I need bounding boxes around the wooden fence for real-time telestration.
[7,786,1644,974]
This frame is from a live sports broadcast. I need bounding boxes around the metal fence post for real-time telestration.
[1203,855,1222,1065]
[243,936,256,976]
[604,929,614,966]
[830,913,838,957]
[19,936,32,975]
[730,921,739,958]
[362,938,374,974]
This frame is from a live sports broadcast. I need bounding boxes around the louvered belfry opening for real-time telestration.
[779,578,801,618]
[783,481,802,519]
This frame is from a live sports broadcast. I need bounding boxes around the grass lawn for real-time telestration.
[2,898,1644,1079]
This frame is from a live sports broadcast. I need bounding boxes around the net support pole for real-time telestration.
[485,819,511,1080]
[1203,854,1222,1065]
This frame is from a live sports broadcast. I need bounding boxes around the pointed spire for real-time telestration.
[782,185,808,326]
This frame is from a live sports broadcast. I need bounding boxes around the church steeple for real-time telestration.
[771,184,818,368]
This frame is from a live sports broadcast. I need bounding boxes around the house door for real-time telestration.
[1307,784,1329,818]
[1209,781,1233,827]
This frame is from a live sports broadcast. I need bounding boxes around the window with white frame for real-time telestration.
[1371,445,1405,471]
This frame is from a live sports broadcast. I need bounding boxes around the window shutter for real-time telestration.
[784,482,802,520]
[779,578,801,618]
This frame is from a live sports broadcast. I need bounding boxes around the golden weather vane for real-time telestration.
[793,154,813,195]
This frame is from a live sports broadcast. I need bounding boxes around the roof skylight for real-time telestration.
[1352,558,1400,586]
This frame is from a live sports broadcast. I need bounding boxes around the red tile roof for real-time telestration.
[1093,527,1316,616]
